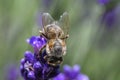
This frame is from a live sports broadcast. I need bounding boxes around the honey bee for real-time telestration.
[39,12,69,66]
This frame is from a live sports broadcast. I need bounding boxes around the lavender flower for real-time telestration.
[102,10,116,27]
[98,0,118,27]
[6,65,19,80]
[98,0,110,5]
[20,36,60,80]
[20,36,89,80]
[26,36,46,54]
[53,65,89,80]
[43,0,53,8]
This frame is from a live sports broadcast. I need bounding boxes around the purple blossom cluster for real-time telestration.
[20,36,60,80]
[20,36,89,80]
[98,0,118,27]
[54,65,89,80]
[102,10,116,27]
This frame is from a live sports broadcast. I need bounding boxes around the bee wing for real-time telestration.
[59,12,69,36]
[42,13,54,30]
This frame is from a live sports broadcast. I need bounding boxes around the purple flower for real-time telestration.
[20,36,60,80]
[6,65,19,80]
[43,0,53,8]
[100,5,120,28]
[98,0,110,5]
[54,65,89,80]
[98,0,118,28]
[26,36,46,53]
[20,36,89,80]
[102,10,116,27]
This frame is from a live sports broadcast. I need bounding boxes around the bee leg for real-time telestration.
[38,44,46,60]
[43,55,48,60]
[48,62,56,66]
[39,44,46,55]
[64,34,69,39]
[57,57,63,64]
[39,30,48,39]
[61,34,69,39]
[57,59,62,64]
[66,34,69,38]
[57,60,61,64]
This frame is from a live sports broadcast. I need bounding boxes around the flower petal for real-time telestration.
[76,74,89,80]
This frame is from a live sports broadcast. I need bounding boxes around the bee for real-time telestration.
[39,12,69,66]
